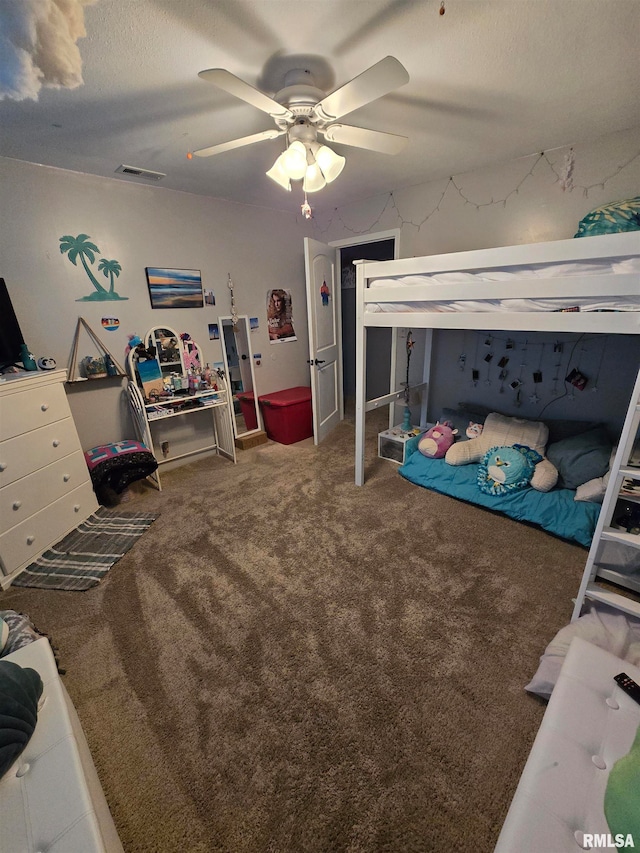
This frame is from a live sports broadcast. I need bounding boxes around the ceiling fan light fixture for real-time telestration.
[303,162,326,193]
[315,144,345,183]
[266,157,292,191]
[281,140,307,180]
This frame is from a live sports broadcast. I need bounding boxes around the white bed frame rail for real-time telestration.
[355,231,640,486]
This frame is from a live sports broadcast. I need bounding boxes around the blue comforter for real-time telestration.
[398,452,601,547]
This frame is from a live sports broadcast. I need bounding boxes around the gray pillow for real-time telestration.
[544,418,603,445]
[439,407,486,440]
[547,426,613,490]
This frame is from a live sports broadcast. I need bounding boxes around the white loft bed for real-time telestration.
[355,231,640,487]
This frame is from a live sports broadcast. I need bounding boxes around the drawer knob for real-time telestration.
[26,535,35,545]
[63,474,71,482]
[41,403,49,412]
[0,463,6,472]
[74,504,80,512]
[12,501,21,510]
[52,439,60,447]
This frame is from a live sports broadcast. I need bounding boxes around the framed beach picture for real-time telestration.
[145,267,204,309]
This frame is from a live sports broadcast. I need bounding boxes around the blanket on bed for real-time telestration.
[398,453,600,546]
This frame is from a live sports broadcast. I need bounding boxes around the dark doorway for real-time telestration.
[340,238,395,400]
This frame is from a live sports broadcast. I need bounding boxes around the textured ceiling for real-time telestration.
[1,0,639,215]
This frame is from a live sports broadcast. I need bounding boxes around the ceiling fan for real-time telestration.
[193,56,410,193]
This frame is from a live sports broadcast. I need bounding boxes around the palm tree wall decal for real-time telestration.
[98,258,122,294]
[59,234,128,301]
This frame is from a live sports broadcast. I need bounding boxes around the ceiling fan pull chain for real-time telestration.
[440,1,446,14]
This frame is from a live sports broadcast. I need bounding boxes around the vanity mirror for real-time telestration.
[219,315,260,438]
[147,326,185,376]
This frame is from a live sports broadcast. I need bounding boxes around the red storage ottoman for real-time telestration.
[236,391,258,431]
[258,386,313,445]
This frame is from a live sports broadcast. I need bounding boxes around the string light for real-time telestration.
[304,143,640,235]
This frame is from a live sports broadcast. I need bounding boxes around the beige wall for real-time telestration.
[313,125,640,255]
[1,125,638,448]
[0,157,310,448]
[311,126,640,434]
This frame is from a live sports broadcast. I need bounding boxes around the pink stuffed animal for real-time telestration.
[418,421,458,458]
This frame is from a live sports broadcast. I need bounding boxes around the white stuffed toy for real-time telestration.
[444,411,558,492]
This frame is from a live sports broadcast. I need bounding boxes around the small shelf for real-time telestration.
[584,581,640,619]
[147,401,226,421]
[601,528,640,549]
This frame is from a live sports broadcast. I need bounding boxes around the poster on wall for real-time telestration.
[145,268,204,309]
[267,289,296,343]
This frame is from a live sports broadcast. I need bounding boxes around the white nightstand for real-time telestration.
[378,425,427,464]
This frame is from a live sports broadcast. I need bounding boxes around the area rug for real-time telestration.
[11,508,158,591]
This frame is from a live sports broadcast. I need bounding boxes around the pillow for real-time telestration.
[439,407,487,440]
[574,446,616,503]
[544,418,603,445]
[477,444,542,495]
[0,611,44,658]
[0,660,43,780]
[525,604,640,699]
[546,425,613,490]
[574,196,640,238]
[0,619,7,654]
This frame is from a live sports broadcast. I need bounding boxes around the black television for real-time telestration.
[0,278,26,371]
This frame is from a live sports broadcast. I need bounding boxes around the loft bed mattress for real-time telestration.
[398,453,600,547]
[367,255,640,314]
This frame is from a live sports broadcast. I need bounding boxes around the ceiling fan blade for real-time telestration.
[312,56,409,122]
[198,68,294,120]
[322,124,407,155]
[193,129,284,158]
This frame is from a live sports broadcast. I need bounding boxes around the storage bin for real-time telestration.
[236,390,258,431]
[258,386,313,445]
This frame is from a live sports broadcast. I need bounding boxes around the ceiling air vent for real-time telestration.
[115,164,166,181]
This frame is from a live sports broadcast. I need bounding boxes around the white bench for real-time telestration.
[496,636,640,852]
[0,638,123,852]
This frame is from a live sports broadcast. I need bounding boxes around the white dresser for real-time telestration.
[0,369,98,587]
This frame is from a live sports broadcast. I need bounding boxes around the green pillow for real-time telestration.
[574,196,640,238]
[605,722,640,844]
[0,660,43,780]
[546,426,612,490]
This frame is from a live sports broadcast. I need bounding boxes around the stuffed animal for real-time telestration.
[466,421,483,439]
[182,339,200,371]
[125,334,142,357]
[445,411,558,492]
[477,444,543,495]
[418,421,458,458]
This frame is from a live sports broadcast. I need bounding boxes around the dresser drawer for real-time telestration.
[0,451,92,535]
[0,418,82,487]
[0,482,98,576]
[0,380,70,441]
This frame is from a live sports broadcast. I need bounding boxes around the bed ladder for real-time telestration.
[572,364,640,621]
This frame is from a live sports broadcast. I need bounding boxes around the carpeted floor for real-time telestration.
[0,409,588,852]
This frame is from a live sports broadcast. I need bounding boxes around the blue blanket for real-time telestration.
[398,453,600,547]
